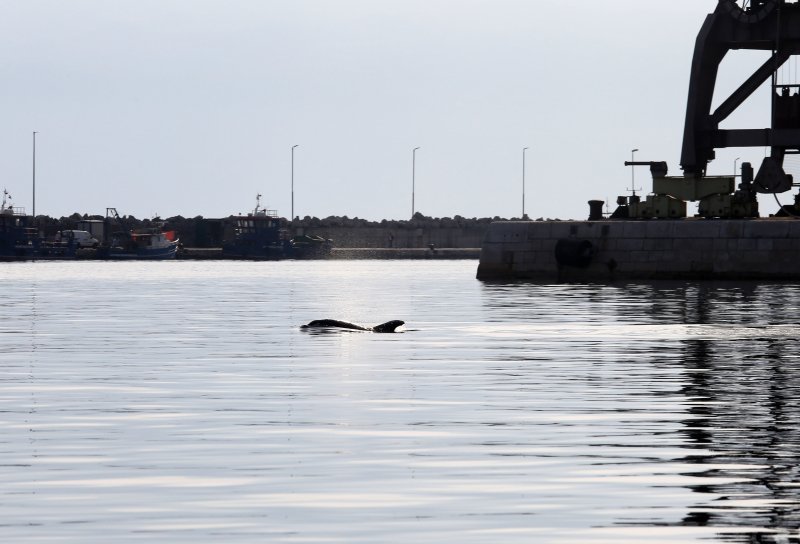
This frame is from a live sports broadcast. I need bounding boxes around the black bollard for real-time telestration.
[588,200,604,221]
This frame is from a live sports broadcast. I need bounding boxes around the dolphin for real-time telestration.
[300,319,405,333]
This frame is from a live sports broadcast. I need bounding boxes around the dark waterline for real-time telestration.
[1,261,799,543]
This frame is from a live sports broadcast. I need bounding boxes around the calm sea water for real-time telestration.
[2,260,800,543]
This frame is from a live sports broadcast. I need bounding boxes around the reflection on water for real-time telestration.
[482,281,800,543]
[1,261,800,543]
[666,285,800,543]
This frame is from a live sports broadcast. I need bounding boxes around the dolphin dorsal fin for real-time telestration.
[371,320,404,333]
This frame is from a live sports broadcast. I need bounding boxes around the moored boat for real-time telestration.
[103,229,179,260]
[0,189,38,260]
[222,195,291,259]
[222,195,333,260]
[99,208,179,260]
[289,234,333,259]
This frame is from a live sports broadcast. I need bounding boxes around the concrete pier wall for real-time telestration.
[179,247,480,260]
[477,219,800,281]
[295,225,487,249]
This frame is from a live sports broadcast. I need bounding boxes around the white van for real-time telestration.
[55,230,100,248]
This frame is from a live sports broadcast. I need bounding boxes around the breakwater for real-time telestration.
[291,223,486,249]
[477,219,800,280]
[179,247,480,260]
[36,213,496,249]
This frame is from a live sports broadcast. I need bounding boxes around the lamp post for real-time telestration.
[522,147,529,219]
[412,147,420,218]
[291,144,299,221]
[32,131,38,218]
[631,148,639,196]
[734,157,741,178]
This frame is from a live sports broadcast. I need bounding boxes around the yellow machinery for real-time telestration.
[615,161,760,219]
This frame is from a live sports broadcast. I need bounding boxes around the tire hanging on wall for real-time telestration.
[554,239,594,268]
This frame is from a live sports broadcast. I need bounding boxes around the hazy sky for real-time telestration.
[0,1,786,220]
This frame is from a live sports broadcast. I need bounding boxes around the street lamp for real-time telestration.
[291,144,299,221]
[32,131,38,219]
[630,148,639,196]
[522,147,529,219]
[734,157,741,178]
[412,147,420,218]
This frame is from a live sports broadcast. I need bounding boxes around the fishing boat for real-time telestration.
[223,196,289,259]
[0,189,97,260]
[0,189,38,260]
[100,208,179,260]
[105,229,179,259]
[222,195,333,259]
[289,233,333,259]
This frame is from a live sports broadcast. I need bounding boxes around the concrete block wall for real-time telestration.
[297,225,487,249]
[476,219,800,280]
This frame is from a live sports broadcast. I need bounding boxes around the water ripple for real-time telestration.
[1,261,799,542]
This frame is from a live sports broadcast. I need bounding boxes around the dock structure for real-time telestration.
[479,1,800,281]
[179,247,480,260]
[477,219,800,281]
